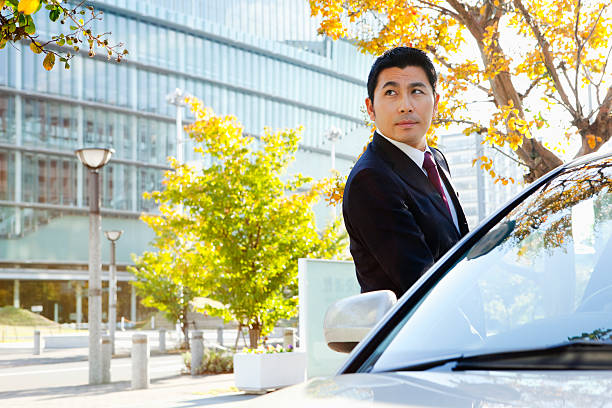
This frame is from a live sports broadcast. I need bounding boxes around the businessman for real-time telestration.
[343,47,469,298]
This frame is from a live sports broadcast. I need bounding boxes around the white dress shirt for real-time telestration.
[379,133,460,232]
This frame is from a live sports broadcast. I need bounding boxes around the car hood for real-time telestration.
[234,371,612,407]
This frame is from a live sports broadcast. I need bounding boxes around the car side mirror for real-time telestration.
[323,290,397,353]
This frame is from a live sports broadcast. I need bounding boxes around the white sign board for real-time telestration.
[298,258,360,378]
[31,305,43,313]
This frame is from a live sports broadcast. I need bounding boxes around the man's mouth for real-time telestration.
[396,120,418,128]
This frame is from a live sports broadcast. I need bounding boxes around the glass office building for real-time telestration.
[0,0,372,323]
[438,133,522,228]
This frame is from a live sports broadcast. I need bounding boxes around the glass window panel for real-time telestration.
[137,69,147,111]
[0,94,15,143]
[0,49,8,86]
[107,63,117,106]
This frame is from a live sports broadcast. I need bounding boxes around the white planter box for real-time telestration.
[233,351,306,392]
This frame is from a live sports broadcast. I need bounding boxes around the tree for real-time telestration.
[129,239,204,349]
[141,97,348,348]
[1,0,127,70]
[310,0,611,184]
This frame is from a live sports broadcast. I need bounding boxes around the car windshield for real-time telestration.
[369,156,612,372]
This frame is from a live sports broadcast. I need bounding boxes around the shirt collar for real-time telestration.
[378,132,431,171]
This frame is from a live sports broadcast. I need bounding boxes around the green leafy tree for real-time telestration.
[0,0,127,70]
[129,241,204,349]
[141,97,348,348]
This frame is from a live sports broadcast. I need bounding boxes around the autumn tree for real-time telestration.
[141,97,348,348]
[0,0,127,70]
[311,0,611,184]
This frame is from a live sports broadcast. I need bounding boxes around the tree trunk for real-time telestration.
[248,323,261,349]
[181,304,190,350]
[575,85,612,157]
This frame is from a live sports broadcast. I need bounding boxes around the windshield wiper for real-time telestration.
[394,342,612,372]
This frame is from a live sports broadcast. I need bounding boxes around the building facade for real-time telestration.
[438,132,522,228]
[0,0,372,323]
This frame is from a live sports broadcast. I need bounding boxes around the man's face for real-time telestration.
[366,65,439,151]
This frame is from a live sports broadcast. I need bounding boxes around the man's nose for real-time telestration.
[398,96,414,113]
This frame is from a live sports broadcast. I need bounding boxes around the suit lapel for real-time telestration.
[372,134,455,225]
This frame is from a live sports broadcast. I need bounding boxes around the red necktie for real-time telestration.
[423,151,451,216]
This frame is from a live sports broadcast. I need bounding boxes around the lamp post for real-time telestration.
[325,126,343,220]
[104,229,123,356]
[166,88,189,163]
[75,146,114,385]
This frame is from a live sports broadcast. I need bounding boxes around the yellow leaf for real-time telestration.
[29,41,41,54]
[17,0,40,15]
[0,1,5,9]
[43,52,55,71]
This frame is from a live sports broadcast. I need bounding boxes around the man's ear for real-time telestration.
[433,92,440,116]
[365,97,376,121]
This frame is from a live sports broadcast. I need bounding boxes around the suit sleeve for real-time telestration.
[346,167,435,294]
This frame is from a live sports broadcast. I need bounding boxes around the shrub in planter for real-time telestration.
[182,348,234,375]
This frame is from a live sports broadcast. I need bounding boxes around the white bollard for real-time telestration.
[190,330,203,376]
[101,335,111,384]
[121,316,125,331]
[217,327,223,346]
[131,334,149,389]
[283,328,296,349]
[150,316,155,330]
[159,328,166,353]
[33,330,41,355]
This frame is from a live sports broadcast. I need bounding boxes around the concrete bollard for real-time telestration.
[190,330,203,376]
[283,328,296,349]
[159,328,166,353]
[121,316,125,331]
[33,330,41,355]
[150,316,155,330]
[131,334,149,389]
[217,327,223,346]
[101,335,111,384]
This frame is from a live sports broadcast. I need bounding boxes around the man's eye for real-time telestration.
[413,89,425,94]
[384,89,397,95]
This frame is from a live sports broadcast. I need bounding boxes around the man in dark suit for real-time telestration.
[343,47,469,299]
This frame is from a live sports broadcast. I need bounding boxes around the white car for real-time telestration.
[239,152,612,407]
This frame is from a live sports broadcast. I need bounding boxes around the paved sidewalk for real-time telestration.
[0,346,262,407]
[0,372,259,408]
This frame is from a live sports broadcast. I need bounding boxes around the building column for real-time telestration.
[13,280,19,308]
[76,106,84,208]
[76,282,83,327]
[130,284,137,322]
[14,93,22,236]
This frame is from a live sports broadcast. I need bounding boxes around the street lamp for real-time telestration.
[75,146,114,385]
[166,88,189,163]
[325,126,343,171]
[104,229,123,356]
[325,126,343,221]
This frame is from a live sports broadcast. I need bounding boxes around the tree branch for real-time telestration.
[520,75,546,101]
[573,0,583,117]
[415,0,461,19]
[513,0,577,118]
[429,48,492,95]
[490,145,530,168]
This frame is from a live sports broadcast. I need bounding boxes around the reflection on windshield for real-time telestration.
[569,328,612,342]
[371,158,612,372]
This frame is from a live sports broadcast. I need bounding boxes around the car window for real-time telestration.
[369,158,612,372]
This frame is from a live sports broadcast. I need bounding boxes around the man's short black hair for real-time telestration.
[367,47,437,102]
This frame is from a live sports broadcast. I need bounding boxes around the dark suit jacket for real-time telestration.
[343,133,469,298]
